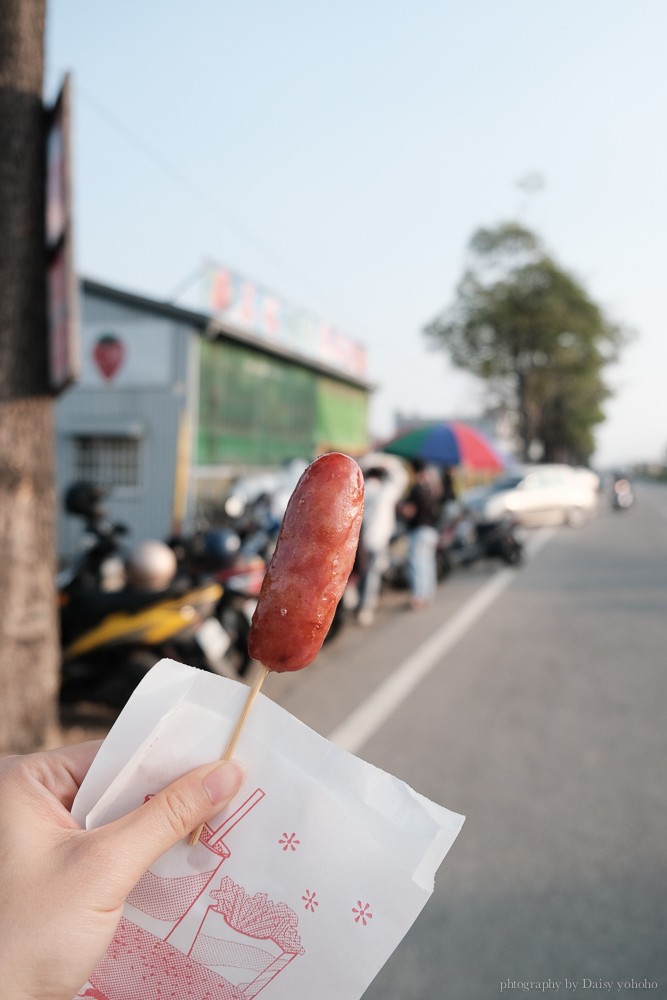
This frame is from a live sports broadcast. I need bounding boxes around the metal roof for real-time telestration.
[82,277,375,392]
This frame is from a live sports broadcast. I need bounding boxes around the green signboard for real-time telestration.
[198,340,316,465]
[197,340,369,468]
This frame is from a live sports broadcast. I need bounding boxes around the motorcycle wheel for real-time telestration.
[499,536,523,565]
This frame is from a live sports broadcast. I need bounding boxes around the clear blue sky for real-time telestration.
[45,0,667,467]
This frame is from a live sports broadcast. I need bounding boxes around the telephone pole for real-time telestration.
[0,0,60,752]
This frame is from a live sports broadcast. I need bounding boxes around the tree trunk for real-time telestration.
[515,367,532,463]
[0,0,60,753]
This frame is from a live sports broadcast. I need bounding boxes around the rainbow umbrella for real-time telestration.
[381,421,507,471]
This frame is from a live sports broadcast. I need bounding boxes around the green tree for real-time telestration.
[0,0,59,753]
[424,222,630,464]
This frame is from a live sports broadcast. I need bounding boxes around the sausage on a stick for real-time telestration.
[190,452,364,844]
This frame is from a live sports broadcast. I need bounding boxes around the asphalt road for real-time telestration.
[264,483,667,1000]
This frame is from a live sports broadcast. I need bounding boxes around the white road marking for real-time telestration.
[327,527,557,754]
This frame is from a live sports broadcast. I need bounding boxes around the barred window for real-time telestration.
[73,435,142,489]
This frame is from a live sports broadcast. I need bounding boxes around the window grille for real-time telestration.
[73,435,142,488]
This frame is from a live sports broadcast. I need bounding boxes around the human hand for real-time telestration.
[0,740,245,1000]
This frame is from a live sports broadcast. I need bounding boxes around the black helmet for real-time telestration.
[203,528,241,568]
[64,481,108,518]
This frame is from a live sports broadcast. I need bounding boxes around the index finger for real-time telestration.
[36,740,104,808]
[0,740,104,820]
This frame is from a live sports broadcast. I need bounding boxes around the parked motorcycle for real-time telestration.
[59,482,236,708]
[384,500,523,588]
[434,503,524,579]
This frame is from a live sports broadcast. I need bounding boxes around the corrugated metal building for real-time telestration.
[56,278,372,560]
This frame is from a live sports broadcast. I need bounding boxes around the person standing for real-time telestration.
[398,459,440,610]
[356,455,408,626]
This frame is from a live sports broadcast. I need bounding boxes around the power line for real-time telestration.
[75,83,348,318]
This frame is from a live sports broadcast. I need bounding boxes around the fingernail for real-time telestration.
[202,761,245,804]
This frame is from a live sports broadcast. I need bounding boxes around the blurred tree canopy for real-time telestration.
[423,222,631,464]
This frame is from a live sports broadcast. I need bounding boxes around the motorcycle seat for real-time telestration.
[61,585,178,636]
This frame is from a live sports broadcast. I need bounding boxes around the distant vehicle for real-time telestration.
[610,473,635,511]
[463,464,599,528]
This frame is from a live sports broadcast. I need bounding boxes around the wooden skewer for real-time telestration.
[189,663,269,846]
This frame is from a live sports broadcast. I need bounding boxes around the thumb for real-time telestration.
[91,759,245,897]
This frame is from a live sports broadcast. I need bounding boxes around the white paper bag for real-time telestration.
[72,659,464,999]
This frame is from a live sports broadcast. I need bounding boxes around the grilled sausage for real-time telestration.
[248,452,364,672]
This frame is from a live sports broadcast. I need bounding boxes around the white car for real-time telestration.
[464,464,599,528]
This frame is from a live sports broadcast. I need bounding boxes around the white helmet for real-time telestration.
[126,540,177,591]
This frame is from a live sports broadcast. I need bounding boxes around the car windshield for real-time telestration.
[486,474,524,494]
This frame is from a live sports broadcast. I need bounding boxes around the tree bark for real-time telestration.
[0,0,59,753]
[515,365,532,463]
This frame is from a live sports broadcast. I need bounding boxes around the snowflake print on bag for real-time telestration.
[352,901,373,926]
[301,890,319,913]
[278,832,300,852]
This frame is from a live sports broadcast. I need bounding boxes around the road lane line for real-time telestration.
[327,527,556,754]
